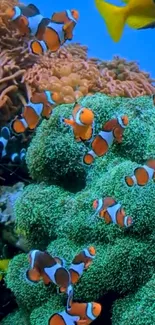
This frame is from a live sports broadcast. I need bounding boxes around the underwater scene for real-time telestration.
[0,0,155,324]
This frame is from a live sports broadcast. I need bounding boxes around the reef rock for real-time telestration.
[0,182,24,224]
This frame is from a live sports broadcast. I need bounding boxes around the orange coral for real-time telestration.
[24,44,155,101]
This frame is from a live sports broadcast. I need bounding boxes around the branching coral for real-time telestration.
[24,44,155,101]
[98,56,155,97]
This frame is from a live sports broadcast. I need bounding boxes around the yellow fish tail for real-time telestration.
[126,16,155,30]
[0,259,10,272]
[95,0,128,42]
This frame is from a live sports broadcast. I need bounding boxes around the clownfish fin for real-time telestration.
[54,256,66,267]
[66,285,74,311]
[63,118,74,126]
[98,209,106,219]
[28,40,47,55]
[124,175,134,187]
[63,21,73,40]
[83,150,95,166]
[58,286,66,294]
[63,21,73,31]
[76,320,87,325]
[27,4,40,14]
[1,126,11,140]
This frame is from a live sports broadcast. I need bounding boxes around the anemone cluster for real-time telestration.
[1,94,154,324]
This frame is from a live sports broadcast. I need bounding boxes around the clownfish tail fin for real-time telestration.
[83,150,96,166]
[124,175,134,187]
[28,40,47,55]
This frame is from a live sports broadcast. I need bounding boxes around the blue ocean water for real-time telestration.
[25,0,155,77]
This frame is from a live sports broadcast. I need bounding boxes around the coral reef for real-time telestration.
[0,0,38,126]
[0,1,155,324]
[3,94,154,324]
[24,45,155,101]
[0,182,24,224]
[0,1,154,131]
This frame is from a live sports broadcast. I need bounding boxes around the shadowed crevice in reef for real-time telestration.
[0,279,18,322]
[94,292,124,325]
[52,171,87,193]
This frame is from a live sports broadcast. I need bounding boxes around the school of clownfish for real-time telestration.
[0,2,80,164]
[25,247,102,325]
[1,2,155,323]
[3,3,79,55]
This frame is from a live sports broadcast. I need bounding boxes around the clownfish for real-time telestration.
[0,127,26,164]
[62,102,94,142]
[49,301,102,325]
[125,160,155,187]
[69,247,96,285]
[26,250,71,293]
[92,196,133,227]
[4,4,49,38]
[153,94,155,106]
[83,115,128,165]
[0,126,11,159]
[28,9,79,55]
[10,90,58,134]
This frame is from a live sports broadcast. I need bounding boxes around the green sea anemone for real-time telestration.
[112,274,155,325]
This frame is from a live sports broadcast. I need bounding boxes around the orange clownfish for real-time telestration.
[83,115,128,165]
[26,250,71,293]
[4,4,49,38]
[125,159,155,187]
[10,90,59,134]
[62,103,94,142]
[49,301,102,325]
[28,9,79,55]
[92,197,133,227]
[69,247,96,285]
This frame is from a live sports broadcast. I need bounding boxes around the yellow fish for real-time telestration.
[0,259,10,280]
[94,0,155,42]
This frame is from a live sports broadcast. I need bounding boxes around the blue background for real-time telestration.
[25,0,155,78]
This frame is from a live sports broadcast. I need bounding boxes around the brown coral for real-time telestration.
[24,44,155,102]
[0,0,39,126]
[0,1,154,126]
